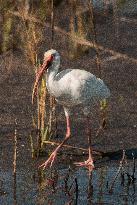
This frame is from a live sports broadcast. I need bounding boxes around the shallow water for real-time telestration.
[0,159,137,205]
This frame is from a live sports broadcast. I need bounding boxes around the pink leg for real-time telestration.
[74,116,94,172]
[39,116,71,169]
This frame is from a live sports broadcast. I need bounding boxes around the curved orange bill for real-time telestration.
[32,55,53,104]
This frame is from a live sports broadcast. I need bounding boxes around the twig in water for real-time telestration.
[64,166,72,195]
[109,150,126,193]
[65,200,73,205]
[67,180,75,196]
[0,179,6,196]
[126,172,133,185]
[123,152,136,184]
[67,177,79,204]
[120,171,125,186]
[51,169,59,193]
[74,178,79,205]
[132,152,136,182]
[43,140,103,156]
[95,118,107,137]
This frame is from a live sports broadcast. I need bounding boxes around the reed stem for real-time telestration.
[13,119,17,205]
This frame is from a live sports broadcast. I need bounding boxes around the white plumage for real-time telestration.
[33,49,110,170]
[46,50,110,108]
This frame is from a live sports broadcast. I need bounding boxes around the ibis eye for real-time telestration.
[50,54,55,61]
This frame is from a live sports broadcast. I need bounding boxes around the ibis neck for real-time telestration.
[46,64,59,95]
[46,64,59,81]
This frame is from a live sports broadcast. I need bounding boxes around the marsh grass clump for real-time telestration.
[32,66,56,157]
[17,6,42,65]
[32,63,57,157]
[0,1,15,54]
[13,1,57,156]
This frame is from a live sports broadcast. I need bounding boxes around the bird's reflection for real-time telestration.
[87,171,93,205]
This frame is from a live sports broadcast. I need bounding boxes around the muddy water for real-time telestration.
[0,158,137,205]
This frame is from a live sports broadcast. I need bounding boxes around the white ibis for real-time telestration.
[32,49,110,171]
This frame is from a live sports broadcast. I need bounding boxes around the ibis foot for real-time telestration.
[39,150,58,169]
[74,158,94,172]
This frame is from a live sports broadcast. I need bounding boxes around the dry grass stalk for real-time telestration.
[13,119,17,205]
[17,3,42,65]
[68,0,89,58]
[52,97,57,137]
[87,0,102,78]
[29,133,35,159]
[51,0,54,46]
[49,0,57,138]
[40,79,47,131]
[31,65,45,156]
[48,96,54,134]
[87,0,108,139]
[112,0,119,39]
[96,99,109,137]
